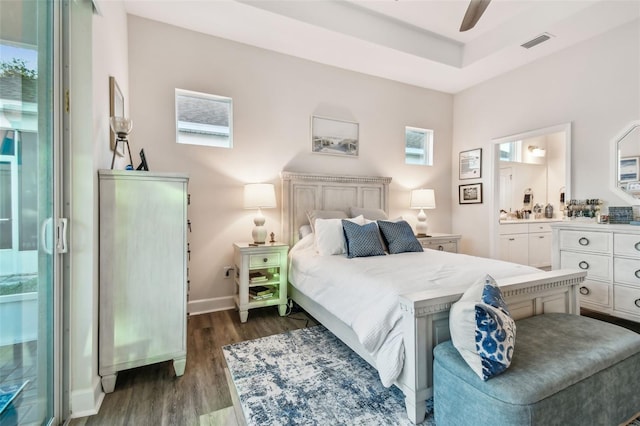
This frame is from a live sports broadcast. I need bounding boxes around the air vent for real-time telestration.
[521,33,554,49]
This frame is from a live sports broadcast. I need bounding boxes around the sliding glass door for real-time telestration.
[0,0,58,424]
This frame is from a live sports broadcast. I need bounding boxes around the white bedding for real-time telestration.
[288,234,541,387]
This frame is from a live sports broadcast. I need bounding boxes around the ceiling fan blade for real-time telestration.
[459,0,492,32]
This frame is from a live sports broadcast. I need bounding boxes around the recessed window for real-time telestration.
[175,89,232,148]
[405,127,433,166]
[500,140,521,162]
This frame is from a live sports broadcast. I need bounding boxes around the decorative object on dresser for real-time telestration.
[459,148,482,179]
[108,76,125,157]
[109,116,134,169]
[243,183,277,245]
[552,222,640,323]
[416,233,461,253]
[233,242,289,323]
[98,170,189,393]
[410,188,436,237]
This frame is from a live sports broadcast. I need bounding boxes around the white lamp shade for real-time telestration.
[244,183,277,209]
[410,189,436,209]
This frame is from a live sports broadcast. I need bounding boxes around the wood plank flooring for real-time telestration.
[69,307,317,426]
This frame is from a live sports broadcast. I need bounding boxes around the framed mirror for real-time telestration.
[612,121,640,204]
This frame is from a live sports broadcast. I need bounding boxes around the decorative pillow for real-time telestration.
[377,220,423,254]
[349,207,388,221]
[314,216,364,256]
[341,220,386,258]
[306,210,348,232]
[449,275,516,381]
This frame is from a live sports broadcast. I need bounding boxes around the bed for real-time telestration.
[281,171,586,424]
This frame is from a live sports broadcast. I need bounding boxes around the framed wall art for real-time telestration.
[459,148,482,180]
[459,183,483,204]
[109,76,125,157]
[311,115,359,157]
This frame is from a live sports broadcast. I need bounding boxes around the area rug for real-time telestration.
[223,326,434,425]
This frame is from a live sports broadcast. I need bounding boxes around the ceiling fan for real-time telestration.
[460,0,492,32]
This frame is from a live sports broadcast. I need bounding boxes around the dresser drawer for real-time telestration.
[614,257,640,287]
[421,240,457,252]
[577,280,610,307]
[558,230,611,254]
[249,252,281,268]
[528,222,553,233]
[560,251,611,281]
[613,285,640,317]
[499,223,528,235]
[614,233,640,258]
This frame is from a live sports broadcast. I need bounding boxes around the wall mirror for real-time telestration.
[490,122,571,259]
[612,121,640,204]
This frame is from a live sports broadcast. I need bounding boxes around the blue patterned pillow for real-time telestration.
[377,220,423,254]
[449,275,516,381]
[341,220,386,258]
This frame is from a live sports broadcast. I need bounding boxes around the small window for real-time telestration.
[405,127,433,166]
[175,89,232,148]
[500,140,521,162]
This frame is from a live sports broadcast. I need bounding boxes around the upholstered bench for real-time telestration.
[433,313,640,426]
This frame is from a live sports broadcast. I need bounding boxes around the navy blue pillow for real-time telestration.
[341,220,386,258]
[377,220,423,254]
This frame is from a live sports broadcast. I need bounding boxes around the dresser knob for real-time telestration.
[578,261,589,270]
[635,270,640,279]
[578,237,589,246]
[635,242,640,251]
[438,245,444,251]
[263,258,268,263]
[635,299,640,308]
[579,286,590,295]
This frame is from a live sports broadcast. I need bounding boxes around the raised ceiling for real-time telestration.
[123,0,640,93]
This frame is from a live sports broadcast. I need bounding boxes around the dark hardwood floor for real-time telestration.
[69,307,317,426]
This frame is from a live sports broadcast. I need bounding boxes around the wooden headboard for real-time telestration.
[281,171,392,246]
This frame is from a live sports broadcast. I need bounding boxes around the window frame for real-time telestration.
[175,88,233,148]
[404,126,433,166]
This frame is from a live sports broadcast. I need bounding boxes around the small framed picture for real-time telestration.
[459,148,482,180]
[619,157,639,182]
[459,183,483,204]
[311,115,359,157]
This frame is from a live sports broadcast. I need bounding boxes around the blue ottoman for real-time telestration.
[433,313,640,425]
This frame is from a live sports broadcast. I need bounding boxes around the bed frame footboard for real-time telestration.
[396,269,585,424]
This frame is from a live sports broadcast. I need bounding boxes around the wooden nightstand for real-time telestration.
[417,233,461,253]
[233,242,289,323]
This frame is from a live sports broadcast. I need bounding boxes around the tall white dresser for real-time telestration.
[98,170,189,393]
[551,221,640,322]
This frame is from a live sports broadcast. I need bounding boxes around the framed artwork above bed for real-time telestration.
[311,116,359,157]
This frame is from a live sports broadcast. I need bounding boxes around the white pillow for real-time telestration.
[314,215,364,256]
[449,274,516,381]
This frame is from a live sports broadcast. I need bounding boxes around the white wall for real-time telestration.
[126,16,454,313]
[68,0,129,418]
[452,19,640,256]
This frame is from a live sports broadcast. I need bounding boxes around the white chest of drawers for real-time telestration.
[551,222,640,322]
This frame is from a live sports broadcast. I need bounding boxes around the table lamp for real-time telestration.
[244,183,277,244]
[410,188,436,237]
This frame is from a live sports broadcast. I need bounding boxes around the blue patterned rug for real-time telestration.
[223,326,435,425]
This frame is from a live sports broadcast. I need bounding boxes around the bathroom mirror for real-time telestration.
[613,121,640,204]
[490,122,571,258]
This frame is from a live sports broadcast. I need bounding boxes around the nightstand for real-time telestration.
[233,242,289,323]
[417,233,461,253]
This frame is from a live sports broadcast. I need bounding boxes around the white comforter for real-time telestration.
[288,234,540,387]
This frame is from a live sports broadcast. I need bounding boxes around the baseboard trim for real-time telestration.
[69,375,104,419]
[188,296,235,316]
